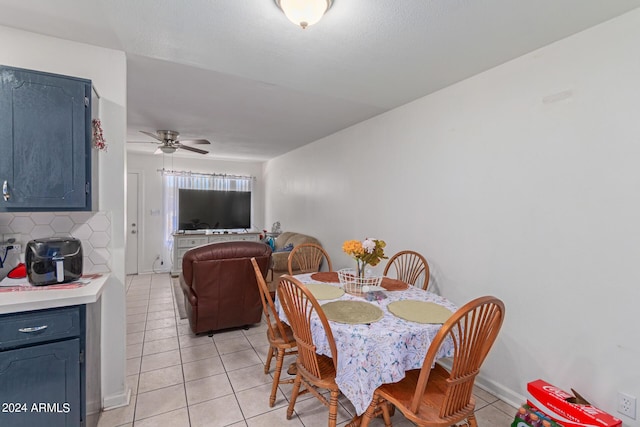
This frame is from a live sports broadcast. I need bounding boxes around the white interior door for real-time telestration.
[126,172,139,275]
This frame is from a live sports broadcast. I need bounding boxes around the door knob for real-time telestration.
[131,230,137,234]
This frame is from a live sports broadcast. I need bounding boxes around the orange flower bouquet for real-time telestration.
[342,238,387,278]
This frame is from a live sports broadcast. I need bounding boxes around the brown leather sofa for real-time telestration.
[180,241,272,334]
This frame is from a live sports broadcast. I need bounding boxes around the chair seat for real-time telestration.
[377,363,476,427]
[267,322,297,347]
[297,354,339,390]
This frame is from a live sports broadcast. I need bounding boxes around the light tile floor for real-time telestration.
[98,273,517,426]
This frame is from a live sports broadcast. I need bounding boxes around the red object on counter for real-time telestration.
[7,263,27,279]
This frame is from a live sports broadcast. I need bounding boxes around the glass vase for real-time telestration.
[356,260,367,279]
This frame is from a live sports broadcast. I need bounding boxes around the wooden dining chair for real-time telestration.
[360,296,505,427]
[277,275,341,427]
[250,258,298,407]
[383,250,430,290]
[287,243,333,275]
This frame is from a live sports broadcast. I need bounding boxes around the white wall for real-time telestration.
[127,152,265,273]
[264,9,640,425]
[0,26,129,408]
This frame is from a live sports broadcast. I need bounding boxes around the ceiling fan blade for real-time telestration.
[140,130,162,141]
[180,138,211,145]
[178,144,209,155]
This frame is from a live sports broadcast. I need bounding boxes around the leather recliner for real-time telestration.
[180,241,272,334]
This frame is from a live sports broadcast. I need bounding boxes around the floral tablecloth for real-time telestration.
[276,273,458,415]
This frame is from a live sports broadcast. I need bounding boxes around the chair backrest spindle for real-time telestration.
[277,275,338,377]
[383,250,430,290]
[251,257,288,342]
[410,296,505,418]
[288,243,333,275]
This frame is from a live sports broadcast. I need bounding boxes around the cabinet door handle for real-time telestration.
[18,325,48,333]
[2,180,9,201]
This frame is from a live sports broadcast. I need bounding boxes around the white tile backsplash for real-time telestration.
[0,211,112,279]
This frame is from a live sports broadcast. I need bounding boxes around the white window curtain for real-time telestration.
[160,169,253,264]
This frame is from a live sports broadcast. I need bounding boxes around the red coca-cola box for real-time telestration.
[527,380,621,427]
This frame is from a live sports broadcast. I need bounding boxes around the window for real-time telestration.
[161,169,253,263]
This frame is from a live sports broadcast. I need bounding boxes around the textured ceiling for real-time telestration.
[1,0,639,160]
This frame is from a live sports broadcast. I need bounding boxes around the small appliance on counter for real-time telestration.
[25,237,83,285]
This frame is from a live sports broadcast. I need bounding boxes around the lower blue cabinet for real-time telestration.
[0,305,87,427]
[0,339,80,427]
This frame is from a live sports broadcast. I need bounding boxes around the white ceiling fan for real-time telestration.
[133,130,211,155]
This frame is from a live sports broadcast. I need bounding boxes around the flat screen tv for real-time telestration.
[178,189,251,230]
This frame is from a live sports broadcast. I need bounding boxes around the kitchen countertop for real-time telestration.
[0,274,108,314]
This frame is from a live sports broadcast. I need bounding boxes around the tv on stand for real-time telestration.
[178,188,252,232]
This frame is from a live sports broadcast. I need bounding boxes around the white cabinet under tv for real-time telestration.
[171,232,261,276]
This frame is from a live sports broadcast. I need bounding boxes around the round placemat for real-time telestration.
[305,283,345,300]
[310,272,340,283]
[381,277,409,291]
[322,301,384,324]
[387,300,453,324]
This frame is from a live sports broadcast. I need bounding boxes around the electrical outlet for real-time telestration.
[0,243,21,253]
[617,392,636,419]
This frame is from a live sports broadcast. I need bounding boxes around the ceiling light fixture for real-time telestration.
[275,0,333,29]
[160,145,177,154]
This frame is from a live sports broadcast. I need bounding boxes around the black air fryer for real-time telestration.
[26,237,83,285]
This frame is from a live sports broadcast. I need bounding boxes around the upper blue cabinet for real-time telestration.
[0,65,92,211]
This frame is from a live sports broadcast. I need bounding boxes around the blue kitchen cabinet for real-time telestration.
[0,304,99,427]
[0,339,80,427]
[0,65,92,211]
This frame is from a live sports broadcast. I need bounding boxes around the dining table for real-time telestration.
[275,271,458,420]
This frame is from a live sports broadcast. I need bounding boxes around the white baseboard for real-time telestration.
[102,388,131,411]
[474,375,526,409]
[136,268,171,275]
